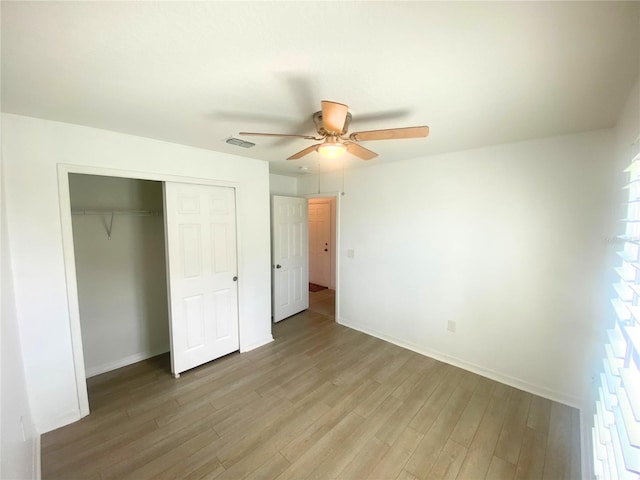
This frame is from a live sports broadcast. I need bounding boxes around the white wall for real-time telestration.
[269,173,297,195]
[69,175,169,377]
[2,113,273,434]
[299,129,616,407]
[612,77,640,218]
[1,163,39,479]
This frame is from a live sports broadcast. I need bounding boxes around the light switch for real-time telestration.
[347,249,355,258]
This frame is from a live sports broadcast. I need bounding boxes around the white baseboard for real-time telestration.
[34,433,41,480]
[85,336,276,376]
[338,316,582,409]
[241,335,274,353]
[86,339,276,376]
[85,348,169,378]
[37,408,81,434]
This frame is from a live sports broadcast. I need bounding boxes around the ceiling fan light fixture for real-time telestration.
[317,141,347,159]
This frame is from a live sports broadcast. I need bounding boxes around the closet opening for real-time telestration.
[64,169,243,417]
[69,173,170,403]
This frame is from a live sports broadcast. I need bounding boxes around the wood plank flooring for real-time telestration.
[42,289,581,479]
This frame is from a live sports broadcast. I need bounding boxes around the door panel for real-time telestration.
[272,196,308,322]
[180,224,202,278]
[184,294,205,349]
[165,182,239,376]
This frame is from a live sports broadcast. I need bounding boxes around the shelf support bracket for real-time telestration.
[106,211,114,240]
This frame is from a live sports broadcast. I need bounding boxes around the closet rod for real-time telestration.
[71,209,162,240]
[71,209,162,216]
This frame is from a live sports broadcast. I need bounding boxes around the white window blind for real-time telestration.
[593,139,640,479]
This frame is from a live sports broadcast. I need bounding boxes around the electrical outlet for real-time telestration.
[447,320,456,333]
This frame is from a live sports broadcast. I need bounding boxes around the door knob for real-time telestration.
[275,264,282,269]
[233,276,238,282]
[324,248,328,252]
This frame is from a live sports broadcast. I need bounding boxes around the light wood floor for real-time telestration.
[42,289,581,479]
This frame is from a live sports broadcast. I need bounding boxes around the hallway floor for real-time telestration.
[308,287,335,318]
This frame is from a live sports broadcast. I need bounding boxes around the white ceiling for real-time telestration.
[2,2,639,176]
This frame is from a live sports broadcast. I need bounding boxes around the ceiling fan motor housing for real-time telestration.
[313,111,352,136]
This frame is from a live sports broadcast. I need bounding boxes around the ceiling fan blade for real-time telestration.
[239,132,319,140]
[345,142,378,160]
[350,126,429,142]
[287,144,319,160]
[321,101,349,134]
[215,111,292,123]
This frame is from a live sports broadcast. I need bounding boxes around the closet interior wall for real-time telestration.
[69,174,169,377]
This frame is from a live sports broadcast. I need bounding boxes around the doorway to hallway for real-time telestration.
[308,196,336,319]
[308,197,335,289]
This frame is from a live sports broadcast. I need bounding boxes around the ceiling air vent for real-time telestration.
[225,137,255,148]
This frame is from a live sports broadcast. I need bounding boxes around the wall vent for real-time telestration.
[225,137,255,148]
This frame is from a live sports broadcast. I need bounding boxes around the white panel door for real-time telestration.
[164,182,239,376]
[308,201,331,287]
[272,196,308,322]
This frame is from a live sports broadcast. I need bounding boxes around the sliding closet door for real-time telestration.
[164,182,239,377]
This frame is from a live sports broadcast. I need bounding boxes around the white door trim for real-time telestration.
[304,192,341,323]
[57,164,243,418]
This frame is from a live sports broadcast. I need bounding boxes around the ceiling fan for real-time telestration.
[239,100,429,161]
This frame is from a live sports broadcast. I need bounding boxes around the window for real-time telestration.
[593,139,640,479]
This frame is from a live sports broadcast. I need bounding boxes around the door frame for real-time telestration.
[304,192,341,323]
[58,164,243,418]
